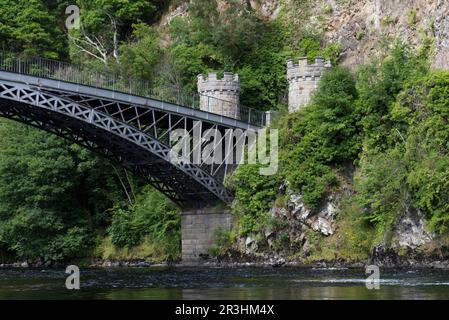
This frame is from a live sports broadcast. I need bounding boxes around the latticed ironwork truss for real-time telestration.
[0,73,260,208]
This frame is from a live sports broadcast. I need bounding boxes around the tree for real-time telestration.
[0,120,122,261]
[69,0,157,66]
[0,0,67,58]
[172,0,264,68]
[108,186,181,260]
[118,23,161,81]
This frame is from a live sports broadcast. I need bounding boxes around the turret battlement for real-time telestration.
[287,57,332,113]
[197,72,240,94]
[287,57,332,81]
[197,72,240,119]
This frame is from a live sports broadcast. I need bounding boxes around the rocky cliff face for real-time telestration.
[250,0,449,69]
[166,0,449,70]
[319,0,449,70]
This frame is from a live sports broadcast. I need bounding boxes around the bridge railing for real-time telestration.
[0,52,269,127]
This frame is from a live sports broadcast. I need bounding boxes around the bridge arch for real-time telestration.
[0,53,268,207]
[0,67,268,211]
[0,78,238,207]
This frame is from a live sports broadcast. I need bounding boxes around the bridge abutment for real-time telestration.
[181,207,233,262]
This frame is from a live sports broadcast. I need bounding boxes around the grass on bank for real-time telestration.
[93,236,179,263]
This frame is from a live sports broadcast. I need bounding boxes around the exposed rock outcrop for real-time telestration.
[285,191,336,236]
[162,1,449,69]
[256,0,449,69]
[393,205,433,249]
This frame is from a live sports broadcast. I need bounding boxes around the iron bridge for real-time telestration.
[0,53,267,208]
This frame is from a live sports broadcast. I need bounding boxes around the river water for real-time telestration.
[1,267,449,299]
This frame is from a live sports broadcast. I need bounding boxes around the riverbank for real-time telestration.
[3,255,449,270]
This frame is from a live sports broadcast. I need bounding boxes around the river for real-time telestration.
[1,267,449,299]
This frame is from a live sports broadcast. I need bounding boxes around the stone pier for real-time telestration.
[181,207,233,262]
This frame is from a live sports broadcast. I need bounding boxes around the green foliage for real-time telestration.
[381,15,396,26]
[75,0,156,38]
[95,236,166,262]
[0,1,189,262]
[230,41,449,252]
[162,42,221,94]
[108,207,144,248]
[354,44,449,235]
[166,0,343,111]
[322,43,343,65]
[399,72,449,233]
[118,23,161,81]
[229,67,359,234]
[336,199,377,260]
[235,20,292,110]
[0,0,67,58]
[281,67,359,206]
[208,228,236,257]
[355,148,408,234]
[323,4,333,14]
[229,164,280,235]
[167,0,286,108]
[295,36,342,65]
[356,41,430,152]
[356,31,366,41]
[2,0,449,263]
[0,120,120,261]
[407,151,449,233]
[46,227,92,261]
[298,37,322,62]
[108,186,181,260]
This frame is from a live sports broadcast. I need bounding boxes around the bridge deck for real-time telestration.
[0,71,259,132]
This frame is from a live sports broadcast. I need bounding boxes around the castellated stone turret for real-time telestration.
[287,57,332,113]
[197,72,240,119]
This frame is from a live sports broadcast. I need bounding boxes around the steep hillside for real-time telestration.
[162,0,449,70]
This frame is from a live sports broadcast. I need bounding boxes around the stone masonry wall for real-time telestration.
[197,72,240,119]
[181,208,233,262]
[287,57,332,113]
